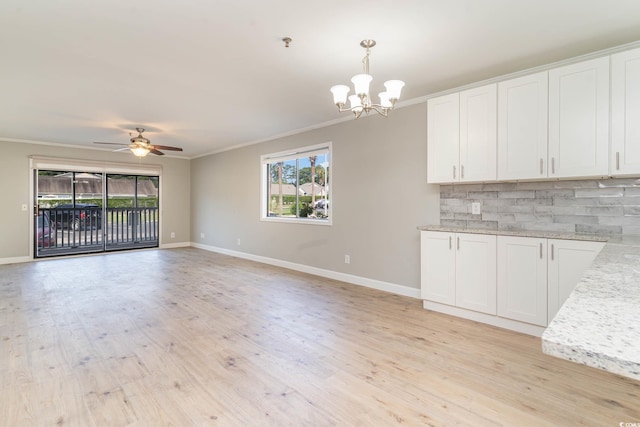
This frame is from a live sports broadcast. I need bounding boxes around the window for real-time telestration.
[261,143,331,224]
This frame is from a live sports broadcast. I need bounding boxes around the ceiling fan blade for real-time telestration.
[151,145,183,151]
[113,147,130,152]
[149,148,165,156]
[94,141,128,146]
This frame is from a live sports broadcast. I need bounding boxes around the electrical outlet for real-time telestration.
[472,202,481,215]
[170,232,175,238]
[237,238,241,246]
[344,254,351,264]
[200,232,205,239]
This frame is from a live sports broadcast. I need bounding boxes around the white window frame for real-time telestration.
[260,142,332,225]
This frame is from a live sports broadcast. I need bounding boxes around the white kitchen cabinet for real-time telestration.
[427,84,496,183]
[547,239,605,323]
[460,84,497,182]
[497,236,604,327]
[497,236,548,326]
[497,72,548,180]
[420,231,456,305]
[427,93,459,183]
[611,47,640,176]
[421,231,604,335]
[454,232,497,314]
[421,231,496,315]
[548,57,609,178]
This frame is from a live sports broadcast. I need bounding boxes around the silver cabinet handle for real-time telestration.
[540,158,543,175]
[453,165,456,179]
[540,242,543,259]
[457,236,460,251]
[616,152,620,170]
[551,157,555,174]
[551,243,555,261]
[461,164,465,179]
[449,235,452,250]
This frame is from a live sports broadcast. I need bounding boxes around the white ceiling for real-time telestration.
[2,0,640,159]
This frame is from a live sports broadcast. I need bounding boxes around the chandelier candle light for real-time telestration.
[330,40,405,118]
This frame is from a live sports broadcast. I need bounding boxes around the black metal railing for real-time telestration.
[105,207,158,248]
[35,207,159,257]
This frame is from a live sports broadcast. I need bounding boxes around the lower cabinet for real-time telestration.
[497,236,548,326]
[455,233,497,315]
[421,231,605,335]
[420,231,496,314]
[547,238,605,323]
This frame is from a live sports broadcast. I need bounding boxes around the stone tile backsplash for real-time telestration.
[440,178,640,236]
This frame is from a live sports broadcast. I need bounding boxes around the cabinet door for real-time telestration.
[427,93,459,183]
[497,72,548,180]
[455,233,497,315]
[547,239,604,323]
[611,47,640,176]
[497,236,547,326]
[421,231,456,305]
[548,57,609,178]
[460,84,497,182]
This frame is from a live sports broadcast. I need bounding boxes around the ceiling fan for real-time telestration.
[94,128,183,157]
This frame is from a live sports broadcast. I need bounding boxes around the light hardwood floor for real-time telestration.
[1,248,639,426]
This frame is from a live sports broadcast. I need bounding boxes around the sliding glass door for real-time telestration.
[105,174,159,251]
[35,170,159,258]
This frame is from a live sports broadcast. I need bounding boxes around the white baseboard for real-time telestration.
[423,300,545,337]
[160,242,191,249]
[190,242,421,299]
[0,256,31,265]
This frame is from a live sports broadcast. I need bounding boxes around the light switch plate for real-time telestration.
[472,202,481,215]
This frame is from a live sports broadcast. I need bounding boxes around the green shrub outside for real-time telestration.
[270,195,329,217]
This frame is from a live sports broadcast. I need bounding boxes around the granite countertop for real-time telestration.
[542,235,640,381]
[418,225,640,381]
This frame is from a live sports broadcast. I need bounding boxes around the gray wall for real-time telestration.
[0,141,191,259]
[191,103,441,290]
[440,178,640,235]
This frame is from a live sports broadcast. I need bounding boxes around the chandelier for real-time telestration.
[330,40,405,118]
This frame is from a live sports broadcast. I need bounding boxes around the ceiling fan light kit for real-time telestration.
[130,145,151,157]
[93,127,183,157]
[330,40,405,119]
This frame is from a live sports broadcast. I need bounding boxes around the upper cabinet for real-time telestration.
[497,72,548,180]
[427,84,496,183]
[548,57,609,178]
[460,84,497,182]
[427,93,459,183]
[611,47,640,176]
[428,46,640,184]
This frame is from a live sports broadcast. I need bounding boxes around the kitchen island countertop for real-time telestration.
[418,225,640,381]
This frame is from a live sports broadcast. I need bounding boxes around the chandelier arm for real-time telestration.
[336,103,390,118]
[368,104,390,117]
[336,105,366,118]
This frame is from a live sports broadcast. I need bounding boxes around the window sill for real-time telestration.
[260,216,332,226]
